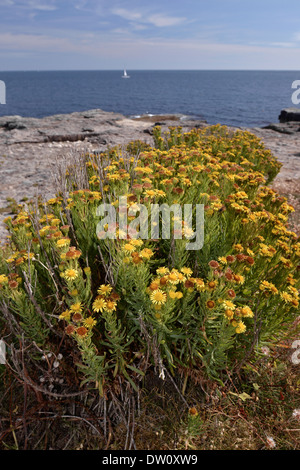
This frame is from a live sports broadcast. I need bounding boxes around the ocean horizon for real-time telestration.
[0,69,299,128]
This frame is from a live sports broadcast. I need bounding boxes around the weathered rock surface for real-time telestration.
[0,108,299,242]
[262,122,300,134]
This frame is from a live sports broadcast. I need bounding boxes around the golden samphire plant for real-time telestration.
[0,124,299,399]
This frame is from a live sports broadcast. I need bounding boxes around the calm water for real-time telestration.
[0,70,299,127]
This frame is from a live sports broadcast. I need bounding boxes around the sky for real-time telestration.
[1,0,300,70]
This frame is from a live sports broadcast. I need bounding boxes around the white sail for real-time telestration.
[122,69,130,78]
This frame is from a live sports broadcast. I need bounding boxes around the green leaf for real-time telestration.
[229,391,252,401]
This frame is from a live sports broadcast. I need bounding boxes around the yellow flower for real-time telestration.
[144,189,156,198]
[240,306,254,318]
[224,309,234,319]
[130,238,144,247]
[181,267,193,277]
[288,286,299,297]
[139,248,154,259]
[176,272,186,283]
[51,218,61,226]
[97,284,113,296]
[287,275,296,286]
[39,226,50,237]
[207,280,218,290]
[169,290,183,300]
[280,256,293,269]
[168,270,180,285]
[168,290,178,299]
[183,226,194,238]
[105,300,117,312]
[56,238,70,248]
[233,244,244,252]
[233,274,245,285]
[92,297,107,312]
[123,243,136,253]
[0,274,8,285]
[260,280,278,294]
[150,289,167,305]
[84,316,97,329]
[156,267,169,276]
[223,300,235,310]
[194,278,205,291]
[280,292,293,303]
[70,302,83,313]
[47,198,61,205]
[259,243,276,258]
[59,310,71,320]
[235,321,246,334]
[63,268,79,281]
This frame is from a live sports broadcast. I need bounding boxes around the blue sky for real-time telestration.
[1,0,300,70]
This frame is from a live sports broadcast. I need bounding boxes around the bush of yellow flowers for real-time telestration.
[0,124,299,398]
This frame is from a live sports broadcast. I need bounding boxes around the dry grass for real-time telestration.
[1,337,299,450]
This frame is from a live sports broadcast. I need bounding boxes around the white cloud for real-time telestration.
[148,14,186,28]
[27,1,57,10]
[0,0,57,10]
[111,7,186,29]
[9,0,58,10]
[250,40,297,48]
[293,32,300,42]
[2,29,300,70]
[111,8,142,22]
[0,32,78,52]
[269,42,296,48]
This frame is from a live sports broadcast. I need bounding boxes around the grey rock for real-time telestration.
[6,121,27,130]
[262,123,299,134]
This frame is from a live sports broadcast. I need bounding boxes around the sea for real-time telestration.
[0,70,299,128]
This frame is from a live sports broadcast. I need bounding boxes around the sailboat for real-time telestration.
[122,68,130,79]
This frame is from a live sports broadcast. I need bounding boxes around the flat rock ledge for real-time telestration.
[0,108,300,242]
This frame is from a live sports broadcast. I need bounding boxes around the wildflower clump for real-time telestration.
[0,125,299,400]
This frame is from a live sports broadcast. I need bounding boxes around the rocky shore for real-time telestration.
[1,108,300,242]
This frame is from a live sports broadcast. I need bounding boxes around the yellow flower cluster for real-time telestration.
[223,302,254,334]
[1,124,299,388]
[147,267,192,311]
[121,239,154,265]
[59,298,96,339]
[92,284,120,314]
[280,286,299,308]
